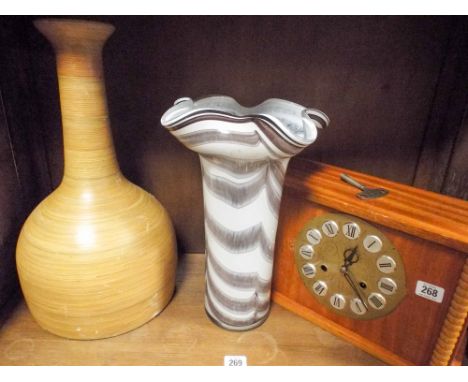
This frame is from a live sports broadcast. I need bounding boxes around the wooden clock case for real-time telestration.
[272,159,468,366]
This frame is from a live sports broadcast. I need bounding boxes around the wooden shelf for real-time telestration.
[0,253,384,366]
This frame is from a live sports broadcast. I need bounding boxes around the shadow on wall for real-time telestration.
[27,15,468,256]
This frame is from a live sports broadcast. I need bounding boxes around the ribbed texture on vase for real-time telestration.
[17,178,177,339]
[16,19,177,339]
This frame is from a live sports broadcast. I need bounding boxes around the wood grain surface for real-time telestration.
[0,253,384,366]
[272,159,468,365]
[284,159,468,253]
[413,18,468,199]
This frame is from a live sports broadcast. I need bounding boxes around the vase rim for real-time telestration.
[34,18,115,48]
[161,95,329,148]
[34,17,115,31]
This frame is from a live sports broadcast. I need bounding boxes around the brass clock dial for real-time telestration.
[294,213,407,320]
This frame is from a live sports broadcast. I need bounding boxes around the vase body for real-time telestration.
[16,19,177,339]
[161,96,329,330]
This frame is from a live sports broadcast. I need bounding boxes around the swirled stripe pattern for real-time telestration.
[162,98,329,329]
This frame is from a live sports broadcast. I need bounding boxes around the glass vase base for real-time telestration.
[204,305,271,332]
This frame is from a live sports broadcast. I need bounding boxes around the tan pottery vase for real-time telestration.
[16,19,177,339]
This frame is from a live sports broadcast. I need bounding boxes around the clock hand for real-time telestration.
[341,247,368,310]
[341,267,369,311]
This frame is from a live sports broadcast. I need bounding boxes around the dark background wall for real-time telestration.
[1,16,467,323]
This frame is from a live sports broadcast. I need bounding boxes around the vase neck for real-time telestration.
[35,19,120,181]
[199,155,290,217]
[58,69,120,180]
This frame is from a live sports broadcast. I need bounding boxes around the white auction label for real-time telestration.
[415,280,445,303]
[224,355,247,366]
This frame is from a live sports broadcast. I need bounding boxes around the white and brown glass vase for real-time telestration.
[16,19,177,339]
[161,96,329,330]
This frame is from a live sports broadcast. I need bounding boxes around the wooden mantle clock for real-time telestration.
[272,159,468,366]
